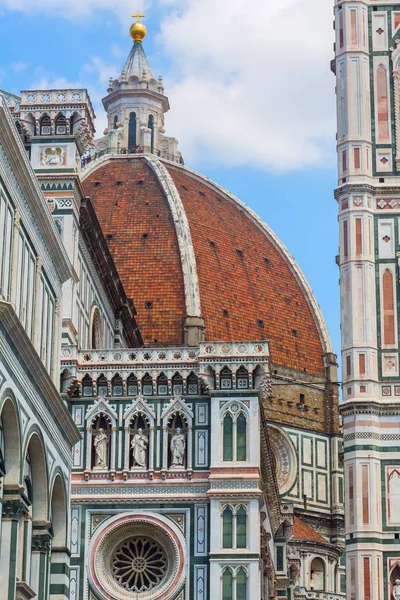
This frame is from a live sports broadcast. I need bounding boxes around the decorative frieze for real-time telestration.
[72,484,209,497]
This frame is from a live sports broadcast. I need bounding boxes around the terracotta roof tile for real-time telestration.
[83,159,186,345]
[167,165,324,374]
[83,157,325,376]
[293,517,326,542]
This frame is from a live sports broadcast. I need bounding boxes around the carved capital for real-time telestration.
[31,533,52,554]
[2,499,26,520]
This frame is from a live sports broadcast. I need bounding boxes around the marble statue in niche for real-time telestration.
[94,428,109,469]
[170,427,185,467]
[131,428,148,468]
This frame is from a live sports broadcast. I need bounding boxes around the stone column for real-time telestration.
[32,257,42,354]
[51,299,61,385]
[49,547,70,600]
[30,530,52,599]
[0,499,25,598]
[10,211,20,307]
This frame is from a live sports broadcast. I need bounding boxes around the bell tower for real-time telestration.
[97,13,180,160]
[333,1,400,598]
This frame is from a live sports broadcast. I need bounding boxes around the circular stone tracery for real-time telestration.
[268,425,298,496]
[89,513,186,600]
[112,537,168,592]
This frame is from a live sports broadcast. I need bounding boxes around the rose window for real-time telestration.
[112,537,168,592]
[90,514,186,600]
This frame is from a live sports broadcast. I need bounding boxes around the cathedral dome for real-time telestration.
[82,154,331,376]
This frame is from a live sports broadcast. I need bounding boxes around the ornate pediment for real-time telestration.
[86,398,118,424]
[161,395,194,422]
[123,394,156,422]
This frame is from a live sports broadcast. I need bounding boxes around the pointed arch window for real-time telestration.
[70,112,79,134]
[222,567,247,600]
[222,407,247,462]
[220,367,233,389]
[172,373,184,396]
[221,505,247,550]
[82,374,93,397]
[236,413,247,461]
[223,413,233,461]
[128,112,137,152]
[148,114,155,153]
[157,373,168,396]
[187,372,199,395]
[112,374,123,396]
[142,373,153,396]
[223,506,233,548]
[127,374,138,396]
[55,113,67,135]
[40,115,51,136]
[236,506,247,548]
[236,367,249,389]
[97,375,108,397]
[222,568,233,600]
[236,568,247,600]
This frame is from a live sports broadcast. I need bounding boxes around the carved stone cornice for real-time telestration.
[334,183,400,200]
[340,398,400,417]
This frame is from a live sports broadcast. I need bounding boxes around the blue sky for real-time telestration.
[0,1,340,365]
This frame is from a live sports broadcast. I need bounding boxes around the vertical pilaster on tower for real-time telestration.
[334,1,400,598]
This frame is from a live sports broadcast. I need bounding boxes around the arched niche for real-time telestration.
[89,306,103,350]
[90,414,112,471]
[0,396,21,488]
[24,431,48,522]
[85,400,118,473]
[161,397,193,473]
[309,557,325,591]
[50,474,67,548]
[123,396,155,475]
[390,564,400,600]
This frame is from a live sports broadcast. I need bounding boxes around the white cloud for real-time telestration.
[155,0,336,171]
[0,0,337,170]
[10,61,28,72]
[0,0,142,19]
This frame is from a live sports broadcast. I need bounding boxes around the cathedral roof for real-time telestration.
[120,41,154,81]
[293,517,326,543]
[82,154,331,376]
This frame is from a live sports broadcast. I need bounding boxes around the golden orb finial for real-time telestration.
[130,10,147,43]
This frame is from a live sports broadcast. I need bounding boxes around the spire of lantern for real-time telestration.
[129,10,147,43]
[121,11,154,81]
[97,11,181,163]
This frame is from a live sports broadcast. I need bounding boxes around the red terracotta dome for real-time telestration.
[82,155,331,375]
